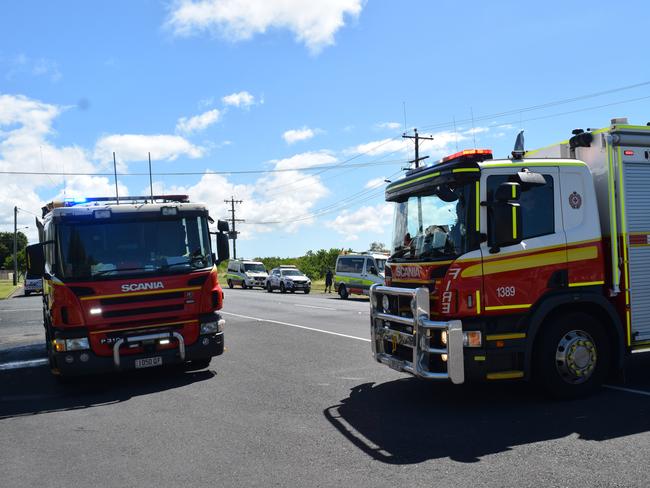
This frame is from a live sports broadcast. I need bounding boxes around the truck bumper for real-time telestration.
[53,332,224,376]
[370,285,464,384]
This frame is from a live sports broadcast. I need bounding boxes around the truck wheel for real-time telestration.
[280,283,286,294]
[534,312,610,399]
[339,285,348,300]
[228,280,233,289]
[187,358,211,370]
[266,282,273,293]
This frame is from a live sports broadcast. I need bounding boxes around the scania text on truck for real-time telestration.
[370,118,650,397]
[25,195,230,378]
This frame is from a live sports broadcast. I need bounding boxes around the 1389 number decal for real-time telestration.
[496,286,516,298]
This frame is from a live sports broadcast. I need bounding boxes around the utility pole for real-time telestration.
[402,128,434,168]
[13,206,17,286]
[224,197,244,259]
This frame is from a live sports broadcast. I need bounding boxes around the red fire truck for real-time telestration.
[370,118,650,397]
[26,195,230,377]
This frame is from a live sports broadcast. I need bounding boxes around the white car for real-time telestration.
[24,273,43,296]
[265,266,311,294]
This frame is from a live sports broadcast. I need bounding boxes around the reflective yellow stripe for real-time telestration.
[452,168,479,173]
[89,320,199,335]
[484,304,531,311]
[487,371,524,380]
[461,246,598,278]
[80,286,202,301]
[473,355,486,361]
[617,146,632,346]
[480,161,586,168]
[611,124,650,131]
[475,180,480,231]
[607,142,619,290]
[568,281,605,287]
[475,290,481,315]
[511,185,516,198]
[486,332,526,341]
[512,206,517,239]
[389,171,440,190]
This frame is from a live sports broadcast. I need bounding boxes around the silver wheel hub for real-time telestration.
[555,330,597,384]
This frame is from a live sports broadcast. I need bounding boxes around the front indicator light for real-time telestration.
[463,331,482,347]
[382,295,390,312]
[441,331,448,345]
[53,339,66,352]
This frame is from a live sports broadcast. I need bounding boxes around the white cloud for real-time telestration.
[166,0,364,53]
[94,134,204,166]
[282,127,317,145]
[348,138,408,157]
[222,91,255,108]
[326,203,393,241]
[176,108,221,134]
[4,54,62,82]
[364,177,386,189]
[463,126,489,135]
[270,151,336,170]
[376,122,401,130]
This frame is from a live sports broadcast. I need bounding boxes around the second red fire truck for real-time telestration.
[370,118,650,397]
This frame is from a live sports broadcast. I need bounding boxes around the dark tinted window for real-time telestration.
[336,257,365,273]
[487,174,555,239]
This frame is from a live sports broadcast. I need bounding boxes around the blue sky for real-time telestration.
[2,0,650,257]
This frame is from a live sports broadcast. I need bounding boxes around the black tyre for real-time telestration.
[534,312,610,399]
[187,358,212,370]
[280,282,286,294]
[24,291,30,296]
[266,282,273,293]
[241,282,247,289]
[228,280,233,289]
[304,288,310,294]
[339,284,348,300]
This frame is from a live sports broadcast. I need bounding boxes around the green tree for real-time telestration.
[0,231,28,269]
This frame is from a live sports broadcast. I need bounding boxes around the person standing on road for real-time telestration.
[324,268,333,293]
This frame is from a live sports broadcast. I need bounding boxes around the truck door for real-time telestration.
[480,167,564,313]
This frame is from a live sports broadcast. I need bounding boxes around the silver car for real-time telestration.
[265,266,311,294]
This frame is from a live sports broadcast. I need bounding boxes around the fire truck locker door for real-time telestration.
[480,167,565,313]
[621,147,650,342]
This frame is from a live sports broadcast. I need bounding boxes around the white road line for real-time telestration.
[603,384,650,397]
[294,304,338,311]
[221,311,371,343]
[0,358,49,371]
[0,308,42,313]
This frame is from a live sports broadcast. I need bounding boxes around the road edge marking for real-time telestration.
[220,311,371,343]
[603,384,650,397]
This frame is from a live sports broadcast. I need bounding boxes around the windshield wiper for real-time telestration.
[93,266,154,276]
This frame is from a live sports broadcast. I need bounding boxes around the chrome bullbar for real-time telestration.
[369,284,464,384]
[112,331,185,368]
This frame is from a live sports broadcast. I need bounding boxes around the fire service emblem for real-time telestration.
[569,191,582,209]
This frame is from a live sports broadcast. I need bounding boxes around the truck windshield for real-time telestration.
[390,182,474,261]
[57,216,213,280]
[244,263,266,273]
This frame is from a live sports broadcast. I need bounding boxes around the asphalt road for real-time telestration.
[1,288,650,487]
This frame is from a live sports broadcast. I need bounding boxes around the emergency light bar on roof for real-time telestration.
[440,149,493,164]
[61,194,189,206]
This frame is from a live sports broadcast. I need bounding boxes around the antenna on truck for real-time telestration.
[511,130,525,160]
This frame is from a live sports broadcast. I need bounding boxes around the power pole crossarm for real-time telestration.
[224,197,244,259]
[402,128,434,168]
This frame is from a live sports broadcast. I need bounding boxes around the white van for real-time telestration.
[334,253,387,299]
[225,260,268,289]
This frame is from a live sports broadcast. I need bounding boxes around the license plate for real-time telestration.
[135,356,163,369]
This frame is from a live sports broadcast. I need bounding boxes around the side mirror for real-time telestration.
[217,220,230,233]
[369,266,378,275]
[216,233,230,264]
[495,182,521,202]
[26,244,45,277]
[488,202,522,252]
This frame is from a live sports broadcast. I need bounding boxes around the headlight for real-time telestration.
[382,295,390,312]
[201,318,225,334]
[67,338,90,350]
[463,331,482,347]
